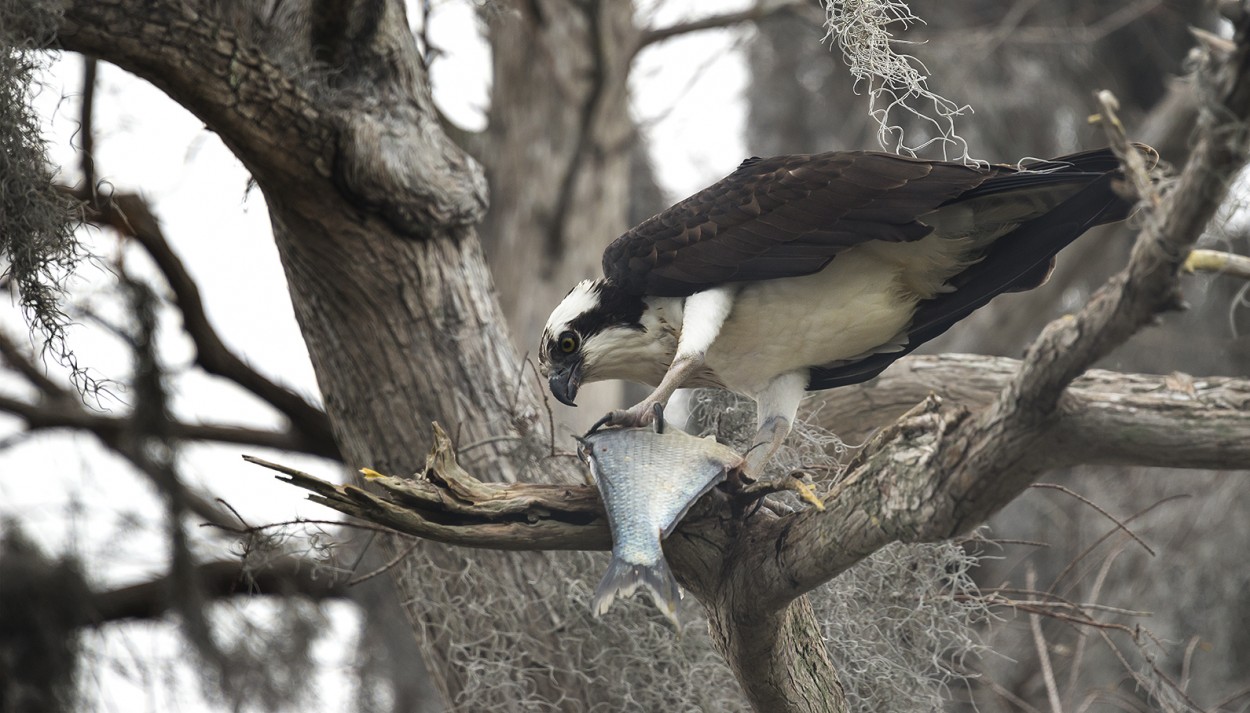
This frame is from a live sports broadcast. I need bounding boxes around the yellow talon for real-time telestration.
[788,476,825,511]
[359,467,386,480]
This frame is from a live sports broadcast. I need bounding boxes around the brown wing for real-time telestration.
[602,151,993,297]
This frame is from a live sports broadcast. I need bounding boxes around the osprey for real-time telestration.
[540,148,1139,474]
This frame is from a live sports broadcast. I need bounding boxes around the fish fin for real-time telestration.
[661,465,730,539]
[592,556,682,628]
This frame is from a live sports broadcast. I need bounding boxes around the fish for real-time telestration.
[579,422,743,627]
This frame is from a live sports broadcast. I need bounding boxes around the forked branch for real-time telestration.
[68,187,339,459]
[246,424,609,551]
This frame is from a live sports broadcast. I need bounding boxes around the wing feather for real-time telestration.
[603,148,1136,298]
[604,151,989,296]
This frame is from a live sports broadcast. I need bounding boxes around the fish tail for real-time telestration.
[592,556,682,627]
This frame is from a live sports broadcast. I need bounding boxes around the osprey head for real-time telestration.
[539,279,648,407]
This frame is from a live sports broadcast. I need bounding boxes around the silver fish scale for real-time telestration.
[581,427,742,626]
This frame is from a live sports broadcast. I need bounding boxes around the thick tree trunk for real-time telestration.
[32,0,683,709]
[30,1,758,709]
[266,202,635,708]
[705,596,848,712]
[268,212,533,477]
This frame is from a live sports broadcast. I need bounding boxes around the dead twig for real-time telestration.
[1027,567,1066,713]
[348,539,420,587]
[1030,483,1156,556]
[1050,494,1188,597]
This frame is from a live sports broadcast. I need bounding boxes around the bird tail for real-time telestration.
[954,144,1157,218]
[809,172,1131,389]
[592,555,682,627]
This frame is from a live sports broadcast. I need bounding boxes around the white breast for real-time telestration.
[704,234,975,395]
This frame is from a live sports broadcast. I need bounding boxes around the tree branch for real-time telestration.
[78,57,97,193]
[41,0,484,236]
[72,188,340,457]
[88,556,348,624]
[928,0,1166,47]
[263,359,1250,550]
[0,393,338,459]
[0,328,63,395]
[742,9,1250,618]
[884,13,1250,556]
[0,323,336,461]
[243,423,610,551]
[811,354,1250,471]
[260,357,1250,712]
[0,326,332,530]
[37,0,334,190]
[635,1,809,55]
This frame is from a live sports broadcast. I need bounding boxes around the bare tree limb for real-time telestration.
[78,57,97,193]
[915,7,1250,537]
[0,328,330,530]
[88,556,348,623]
[0,328,64,395]
[810,354,1250,469]
[34,0,485,239]
[261,357,1250,550]
[926,0,1165,47]
[1007,32,1250,415]
[243,425,611,551]
[1027,567,1065,713]
[635,1,809,54]
[33,1,332,189]
[0,393,338,458]
[0,326,337,460]
[67,187,340,457]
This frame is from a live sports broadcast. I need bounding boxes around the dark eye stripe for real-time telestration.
[567,284,646,337]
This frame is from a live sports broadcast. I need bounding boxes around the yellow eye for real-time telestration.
[559,332,579,353]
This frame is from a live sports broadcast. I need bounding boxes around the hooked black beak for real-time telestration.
[548,359,583,407]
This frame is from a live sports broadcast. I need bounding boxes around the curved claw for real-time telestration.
[583,402,665,438]
[585,412,616,437]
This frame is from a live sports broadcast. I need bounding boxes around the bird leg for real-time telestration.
[593,351,706,430]
[735,372,826,509]
[592,287,735,431]
[744,414,793,477]
[741,371,807,479]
